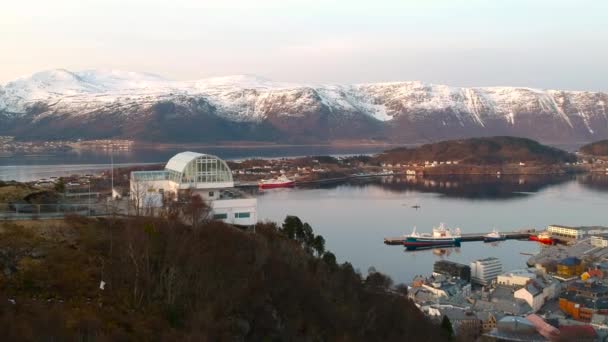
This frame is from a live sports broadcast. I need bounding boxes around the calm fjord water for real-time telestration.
[257,175,608,284]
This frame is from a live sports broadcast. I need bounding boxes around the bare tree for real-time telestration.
[130,180,161,217]
[129,180,147,216]
[180,192,210,229]
[160,191,180,225]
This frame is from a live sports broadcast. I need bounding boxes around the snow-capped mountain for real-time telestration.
[1,69,607,143]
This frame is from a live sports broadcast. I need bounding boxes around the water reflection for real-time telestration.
[304,174,577,200]
[258,175,608,283]
[577,173,608,193]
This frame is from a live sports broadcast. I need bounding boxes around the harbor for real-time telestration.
[384,228,535,246]
[400,224,608,340]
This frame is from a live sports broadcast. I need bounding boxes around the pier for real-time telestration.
[384,230,534,246]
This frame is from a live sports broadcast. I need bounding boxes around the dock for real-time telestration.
[384,230,533,246]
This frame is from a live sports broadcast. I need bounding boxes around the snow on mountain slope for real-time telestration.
[1,68,607,143]
[76,69,169,91]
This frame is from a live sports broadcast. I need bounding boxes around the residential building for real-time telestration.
[591,235,608,248]
[514,281,544,312]
[559,280,608,322]
[471,257,502,286]
[496,269,537,287]
[130,152,257,226]
[477,312,501,333]
[557,257,584,278]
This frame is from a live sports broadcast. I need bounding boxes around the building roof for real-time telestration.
[525,314,560,339]
[131,170,168,181]
[434,260,470,269]
[474,257,500,263]
[549,224,578,230]
[524,281,543,297]
[559,257,581,266]
[499,269,537,279]
[161,151,234,188]
[440,307,479,322]
[165,151,209,173]
[561,292,608,310]
[568,280,608,294]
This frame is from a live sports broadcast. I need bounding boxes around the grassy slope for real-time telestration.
[376,136,575,165]
[0,217,444,341]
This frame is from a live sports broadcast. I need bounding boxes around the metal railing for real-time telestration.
[0,202,112,220]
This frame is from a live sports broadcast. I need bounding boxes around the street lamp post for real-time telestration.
[87,176,91,216]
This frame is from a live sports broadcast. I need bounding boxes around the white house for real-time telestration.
[514,281,544,312]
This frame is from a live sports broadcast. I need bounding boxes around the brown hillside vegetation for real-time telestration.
[376,136,575,165]
[580,139,608,157]
[0,216,445,341]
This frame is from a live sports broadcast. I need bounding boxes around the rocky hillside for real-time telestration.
[1,69,607,143]
[375,136,576,165]
[579,139,608,156]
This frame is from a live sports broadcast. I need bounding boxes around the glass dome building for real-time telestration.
[130,152,256,226]
[164,151,234,189]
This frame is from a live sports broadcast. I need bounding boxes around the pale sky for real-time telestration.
[1,0,607,90]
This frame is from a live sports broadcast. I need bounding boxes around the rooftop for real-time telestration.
[473,257,501,263]
[558,257,582,266]
[165,152,205,173]
[500,269,537,278]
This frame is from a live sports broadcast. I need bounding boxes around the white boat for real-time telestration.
[483,229,506,242]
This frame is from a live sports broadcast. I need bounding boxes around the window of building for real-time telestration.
[209,191,214,197]
[235,212,250,218]
[213,213,228,220]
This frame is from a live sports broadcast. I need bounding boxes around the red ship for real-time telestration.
[529,231,554,245]
[258,175,295,189]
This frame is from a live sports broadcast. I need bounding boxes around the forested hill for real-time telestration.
[580,139,608,157]
[375,136,576,165]
[0,215,445,341]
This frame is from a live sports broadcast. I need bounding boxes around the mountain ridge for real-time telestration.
[1,69,607,143]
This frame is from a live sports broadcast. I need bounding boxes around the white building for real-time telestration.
[130,152,257,226]
[547,225,585,240]
[591,236,608,248]
[496,269,537,287]
[471,257,502,286]
[514,282,544,312]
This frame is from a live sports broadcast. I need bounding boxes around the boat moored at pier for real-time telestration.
[402,224,462,250]
[483,229,506,243]
[258,175,295,189]
[529,231,554,245]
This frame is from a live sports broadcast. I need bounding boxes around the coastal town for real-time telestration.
[404,224,608,341]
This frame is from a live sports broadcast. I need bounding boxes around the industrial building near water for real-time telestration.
[130,152,257,226]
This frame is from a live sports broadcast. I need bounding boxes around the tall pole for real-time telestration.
[88,177,91,216]
[111,148,114,199]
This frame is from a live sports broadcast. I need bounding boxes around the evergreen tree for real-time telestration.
[441,315,454,341]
